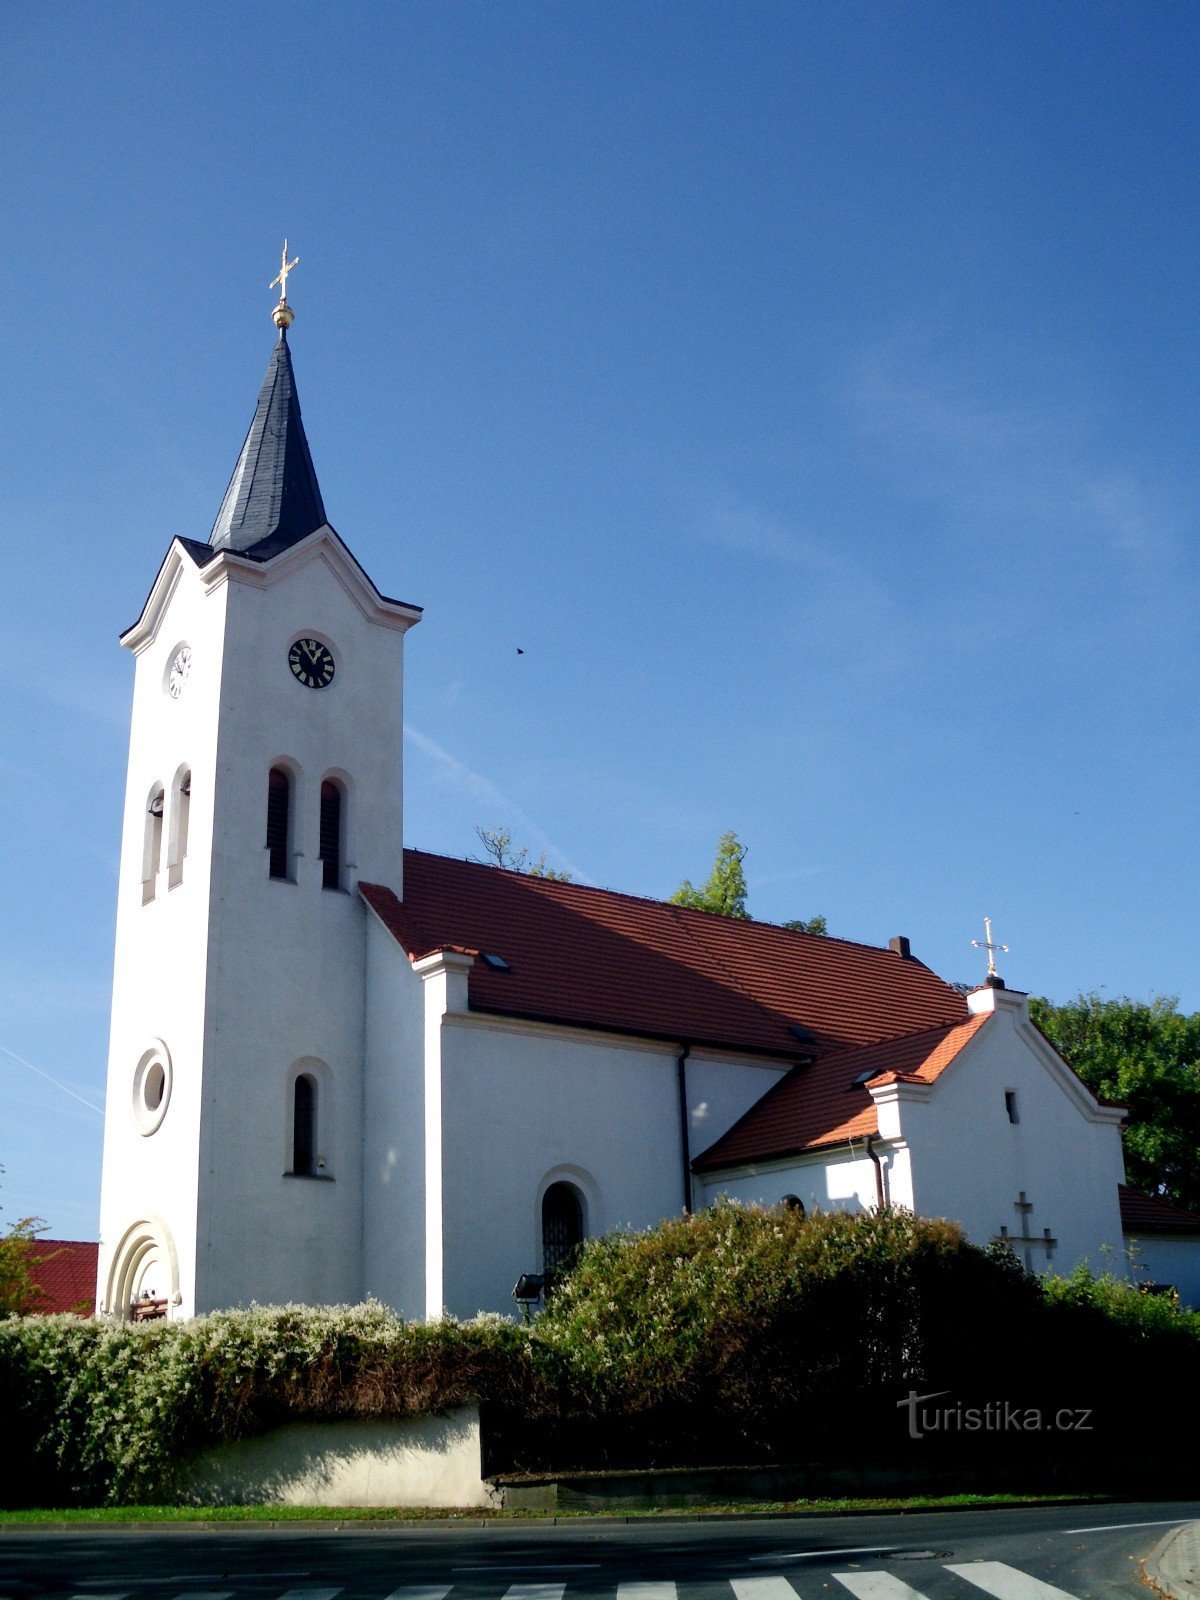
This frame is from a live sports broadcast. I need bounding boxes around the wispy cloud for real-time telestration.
[844,336,1188,584]
[405,723,584,880]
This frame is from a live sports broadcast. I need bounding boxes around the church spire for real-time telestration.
[209,244,329,559]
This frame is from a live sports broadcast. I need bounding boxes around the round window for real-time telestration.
[132,1043,172,1135]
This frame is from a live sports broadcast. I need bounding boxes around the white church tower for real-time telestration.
[96,260,421,1319]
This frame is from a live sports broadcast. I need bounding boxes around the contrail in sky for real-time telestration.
[0,1045,104,1116]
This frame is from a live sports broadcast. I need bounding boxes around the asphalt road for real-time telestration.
[1,1502,1195,1600]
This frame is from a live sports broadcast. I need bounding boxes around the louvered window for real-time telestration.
[293,1075,315,1176]
[541,1183,584,1287]
[266,768,290,880]
[319,780,342,890]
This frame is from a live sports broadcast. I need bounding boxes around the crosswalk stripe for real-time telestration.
[502,1587,566,1600]
[732,1579,801,1600]
[384,1589,452,1600]
[172,1593,234,1599]
[278,1590,342,1600]
[944,1563,1079,1599]
[617,1584,677,1600]
[833,1573,931,1599]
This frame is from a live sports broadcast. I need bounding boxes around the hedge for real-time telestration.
[3,1204,1199,1504]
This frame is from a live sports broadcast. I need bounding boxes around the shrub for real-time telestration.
[534,1202,1041,1457]
[0,1302,545,1506]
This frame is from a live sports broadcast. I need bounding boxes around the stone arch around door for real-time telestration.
[103,1216,181,1321]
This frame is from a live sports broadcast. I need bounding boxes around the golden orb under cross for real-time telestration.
[270,239,299,331]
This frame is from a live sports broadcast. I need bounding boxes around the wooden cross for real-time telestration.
[971,915,1008,980]
[997,1191,1057,1271]
[270,239,299,302]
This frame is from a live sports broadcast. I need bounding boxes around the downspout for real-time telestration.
[676,1043,693,1214]
[866,1134,885,1211]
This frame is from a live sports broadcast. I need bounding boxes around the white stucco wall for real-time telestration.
[1124,1234,1200,1309]
[180,1404,496,1507]
[888,987,1127,1276]
[435,1008,787,1318]
[698,1143,913,1216]
[98,532,417,1317]
[362,912,429,1318]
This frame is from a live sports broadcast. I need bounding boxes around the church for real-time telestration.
[94,263,1200,1323]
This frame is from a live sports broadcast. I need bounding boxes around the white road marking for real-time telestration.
[383,1588,453,1600]
[617,1584,677,1600]
[731,1578,801,1600]
[833,1573,931,1599]
[945,1561,1080,1598]
[172,1593,234,1599]
[502,1586,567,1600]
[1060,1517,1187,1534]
[750,1547,900,1563]
[278,1590,342,1600]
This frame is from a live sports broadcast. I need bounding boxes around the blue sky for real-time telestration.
[1,2,1196,1239]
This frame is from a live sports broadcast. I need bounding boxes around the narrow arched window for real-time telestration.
[293,1074,316,1176]
[319,780,343,891]
[542,1183,584,1286]
[168,769,191,890]
[142,786,165,904]
[782,1194,806,1216]
[266,767,291,880]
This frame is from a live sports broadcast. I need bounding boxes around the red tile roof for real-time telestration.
[692,1014,991,1170]
[23,1239,97,1316]
[1119,1185,1200,1236]
[361,851,968,1062]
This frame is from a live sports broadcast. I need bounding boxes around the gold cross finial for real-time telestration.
[270,239,299,331]
[971,916,1009,980]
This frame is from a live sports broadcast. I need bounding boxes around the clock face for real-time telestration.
[289,637,336,689]
[168,647,192,700]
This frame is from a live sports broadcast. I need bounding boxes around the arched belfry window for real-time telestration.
[142,785,165,904]
[168,768,191,890]
[266,767,291,880]
[319,779,344,891]
[542,1182,584,1286]
[292,1074,316,1176]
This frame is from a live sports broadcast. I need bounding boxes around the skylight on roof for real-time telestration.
[481,952,511,972]
[851,1066,885,1089]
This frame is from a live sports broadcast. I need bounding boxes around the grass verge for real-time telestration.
[0,1492,1115,1525]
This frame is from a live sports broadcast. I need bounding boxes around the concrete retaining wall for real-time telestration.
[180,1403,499,1507]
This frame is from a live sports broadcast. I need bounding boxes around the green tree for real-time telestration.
[671,831,750,918]
[0,1217,46,1317]
[1030,993,1200,1210]
[783,915,828,937]
[472,825,573,881]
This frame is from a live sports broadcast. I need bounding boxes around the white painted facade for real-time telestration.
[700,984,1130,1279]
[96,341,1197,1325]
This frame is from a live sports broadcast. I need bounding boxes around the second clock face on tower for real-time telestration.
[289,637,336,689]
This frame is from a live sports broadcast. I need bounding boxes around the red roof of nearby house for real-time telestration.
[1119,1185,1200,1236]
[361,851,968,1061]
[24,1239,97,1316]
[692,1013,991,1169]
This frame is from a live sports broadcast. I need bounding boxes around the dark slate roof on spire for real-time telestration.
[209,333,329,559]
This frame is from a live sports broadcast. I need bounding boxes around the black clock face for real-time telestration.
[289,638,335,689]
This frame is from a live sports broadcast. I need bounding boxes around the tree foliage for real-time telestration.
[670,831,750,918]
[1030,992,1200,1210]
[671,832,827,932]
[0,1217,47,1319]
[472,826,573,881]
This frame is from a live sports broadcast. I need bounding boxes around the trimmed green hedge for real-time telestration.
[0,1302,546,1505]
[3,1205,1199,1504]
